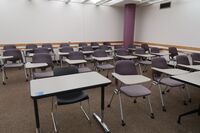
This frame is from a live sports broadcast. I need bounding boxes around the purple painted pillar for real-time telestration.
[123,4,136,48]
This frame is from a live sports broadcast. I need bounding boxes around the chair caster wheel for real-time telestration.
[162,106,166,112]
[150,113,155,119]
[26,79,29,82]
[162,91,165,95]
[183,101,187,105]
[107,104,111,108]
[3,82,6,85]
[121,120,126,126]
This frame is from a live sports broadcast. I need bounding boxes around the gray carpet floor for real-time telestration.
[0,64,199,133]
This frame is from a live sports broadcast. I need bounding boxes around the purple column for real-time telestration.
[123,4,136,48]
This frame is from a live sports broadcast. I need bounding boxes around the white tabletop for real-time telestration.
[0,56,13,60]
[177,64,200,71]
[25,62,48,69]
[30,71,111,98]
[152,67,189,76]
[151,52,169,56]
[65,58,87,65]
[116,55,137,59]
[171,71,200,87]
[128,48,136,51]
[92,56,113,61]
[27,53,34,57]
[21,48,33,52]
[92,46,99,48]
[194,60,200,63]
[112,73,151,85]
[58,51,70,56]
[82,51,94,54]
[134,53,155,58]
[105,50,113,53]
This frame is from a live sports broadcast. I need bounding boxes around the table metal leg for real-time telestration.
[177,104,200,124]
[33,99,41,133]
[93,86,110,133]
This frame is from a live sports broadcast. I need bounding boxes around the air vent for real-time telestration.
[160,2,171,9]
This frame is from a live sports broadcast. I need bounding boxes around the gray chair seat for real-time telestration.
[156,77,184,87]
[120,85,151,97]
[78,67,92,73]
[4,63,24,68]
[97,64,114,70]
[139,60,152,65]
[57,91,89,105]
[33,71,54,79]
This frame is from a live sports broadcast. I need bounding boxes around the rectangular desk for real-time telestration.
[112,73,151,85]
[151,52,169,56]
[115,55,137,60]
[171,71,200,123]
[133,53,155,58]
[92,56,113,62]
[151,67,189,76]
[30,71,111,133]
[64,58,87,65]
[177,64,200,71]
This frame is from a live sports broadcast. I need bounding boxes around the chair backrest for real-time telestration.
[34,48,49,54]
[59,46,73,52]
[26,44,37,49]
[128,44,136,48]
[114,45,123,50]
[151,47,160,53]
[152,57,168,80]
[99,45,109,50]
[103,42,111,46]
[3,45,16,50]
[135,48,145,54]
[176,55,190,65]
[42,43,53,49]
[3,49,23,63]
[191,53,200,65]
[168,47,178,59]
[115,60,137,75]
[54,66,78,76]
[141,43,149,52]
[93,50,107,57]
[152,57,168,69]
[79,43,87,47]
[60,43,69,48]
[68,51,84,60]
[82,46,93,51]
[91,42,99,46]
[116,48,129,56]
[32,53,53,68]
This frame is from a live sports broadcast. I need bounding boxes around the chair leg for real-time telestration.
[24,67,28,81]
[179,86,187,105]
[139,64,142,74]
[2,67,6,85]
[80,100,91,121]
[146,96,154,119]
[107,89,118,108]
[185,85,192,103]
[51,97,58,133]
[118,92,125,126]
[158,84,166,112]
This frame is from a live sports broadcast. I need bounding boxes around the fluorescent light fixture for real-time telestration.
[95,0,112,5]
[81,0,89,3]
[148,0,165,4]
